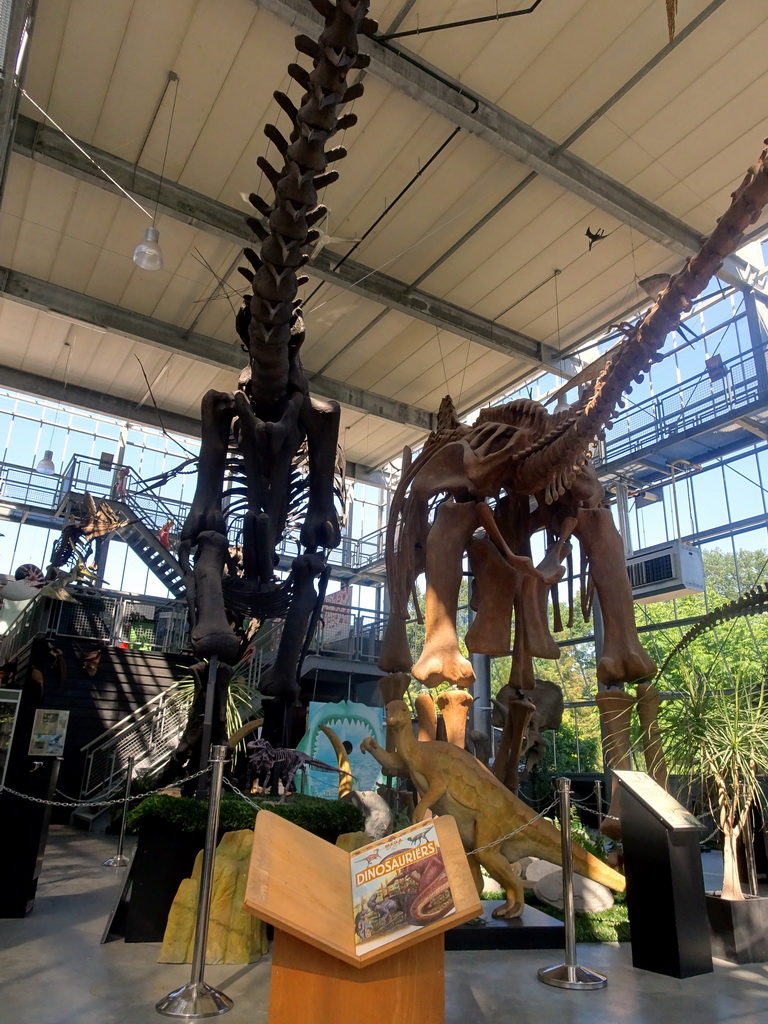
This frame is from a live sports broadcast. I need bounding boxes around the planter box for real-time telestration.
[706,893,768,964]
[124,819,205,943]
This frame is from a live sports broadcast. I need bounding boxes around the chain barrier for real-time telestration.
[0,766,212,809]
[221,775,269,811]
[466,797,558,857]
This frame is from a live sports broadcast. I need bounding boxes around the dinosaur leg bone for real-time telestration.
[521,535,570,659]
[299,395,342,550]
[260,551,326,710]
[412,500,478,688]
[492,693,536,792]
[595,688,636,840]
[189,531,240,663]
[636,682,668,788]
[465,536,517,655]
[575,507,656,685]
[436,688,475,748]
[414,692,438,741]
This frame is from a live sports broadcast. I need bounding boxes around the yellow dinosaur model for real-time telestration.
[360,700,625,918]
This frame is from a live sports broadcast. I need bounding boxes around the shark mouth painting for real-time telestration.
[297,700,386,798]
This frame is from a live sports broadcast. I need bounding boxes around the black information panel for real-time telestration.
[615,770,713,979]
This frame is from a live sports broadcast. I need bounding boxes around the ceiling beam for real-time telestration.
[0,0,37,202]
[253,0,756,288]
[12,115,552,365]
[0,267,436,432]
[0,363,384,483]
[0,362,202,436]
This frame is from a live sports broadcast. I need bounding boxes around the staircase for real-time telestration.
[73,681,193,831]
[55,459,187,597]
[108,497,185,597]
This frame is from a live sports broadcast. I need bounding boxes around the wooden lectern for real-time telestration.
[244,812,481,1024]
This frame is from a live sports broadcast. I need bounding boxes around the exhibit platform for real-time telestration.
[445,900,564,950]
[2,827,768,1024]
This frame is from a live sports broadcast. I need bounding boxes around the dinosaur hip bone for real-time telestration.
[189,531,241,663]
[436,688,475,748]
[378,672,412,706]
[412,499,479,688]
[574,508,656,685]
[595,688,636,840]
[636,682,668,788]
[360,700,625,920]
[415,692,438,741]
[378,613,413,674]
[379,672,413,753]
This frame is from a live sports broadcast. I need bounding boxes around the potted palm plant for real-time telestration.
[660,664,768,963]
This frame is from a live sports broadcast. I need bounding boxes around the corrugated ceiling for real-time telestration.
[0,0,766,472]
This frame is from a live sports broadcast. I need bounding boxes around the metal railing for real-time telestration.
[0,591,190,664]
[596,334,768,467]
[58,455,186,535]
[0,459,63,510]
[79,682,193,802]
[253,603,388,668]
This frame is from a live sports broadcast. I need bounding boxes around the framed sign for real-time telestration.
[613,770,704,831]
[28,709,69,757]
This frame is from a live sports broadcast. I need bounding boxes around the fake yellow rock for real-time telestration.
[335,831,370,854]
[159,829,268,964]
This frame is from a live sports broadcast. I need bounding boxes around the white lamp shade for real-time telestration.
[133,225,164,271]
[35,449,56,474]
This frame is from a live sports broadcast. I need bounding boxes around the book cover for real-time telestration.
[350,821,456,955]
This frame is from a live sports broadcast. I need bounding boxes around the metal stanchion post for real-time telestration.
[538,777,608,991]
[594,780,603,830]
[157,745,233,1018]
[103,755,135,868]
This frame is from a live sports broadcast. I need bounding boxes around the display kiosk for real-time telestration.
[245,812,482,1024]
[615,770,713,978]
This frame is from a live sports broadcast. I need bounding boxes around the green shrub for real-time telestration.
[479,889,630,942]
[127,792,364,838]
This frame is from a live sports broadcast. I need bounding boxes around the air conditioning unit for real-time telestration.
[626,541,705,604]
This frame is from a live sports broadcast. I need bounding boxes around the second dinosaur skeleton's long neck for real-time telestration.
[240,0,375,414]
[514,143,768,500]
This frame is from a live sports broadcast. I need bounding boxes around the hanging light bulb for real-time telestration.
[133,225,164,271]
[35,450,56,475]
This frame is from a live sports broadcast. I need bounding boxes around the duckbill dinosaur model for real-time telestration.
[361,701,625,918]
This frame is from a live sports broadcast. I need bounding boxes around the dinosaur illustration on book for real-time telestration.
[378,141,768,824]
[361,701,625,918]
[177,0,377,746]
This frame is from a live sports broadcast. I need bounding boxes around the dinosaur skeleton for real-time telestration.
[178,0,376,745]
[657,582,768,676]
[247,737,348,801]
[378,140,768,827]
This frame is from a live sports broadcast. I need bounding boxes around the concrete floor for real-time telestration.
[2,827,768,1024]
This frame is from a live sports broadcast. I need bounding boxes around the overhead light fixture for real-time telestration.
[35,450,56,475]
[133,226,164,271]
[132,71,179,273]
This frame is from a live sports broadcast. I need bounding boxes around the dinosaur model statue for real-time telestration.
[360,701,625,918]
[177,0,377,745]
[378,140,768,830]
